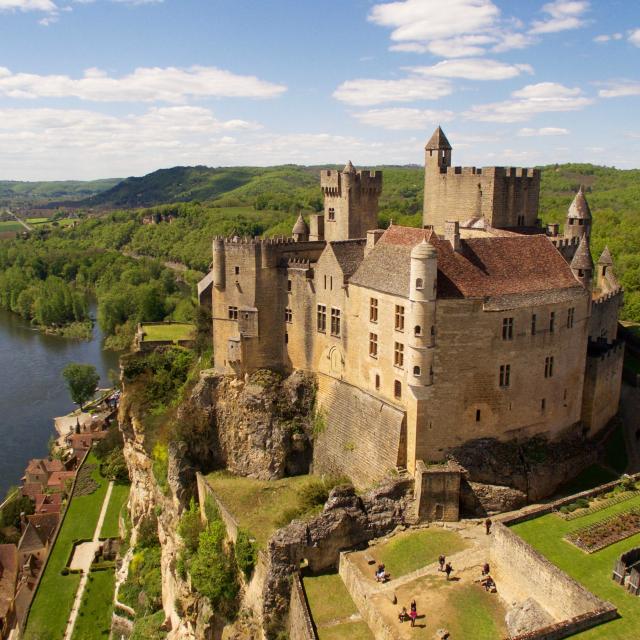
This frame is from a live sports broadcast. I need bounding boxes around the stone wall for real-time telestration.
[581,341,624,436]
[288,574,317,640]
[491,523,616,637]
[589,290,623,343]
[414,460,462,522]
[313,374,406,489]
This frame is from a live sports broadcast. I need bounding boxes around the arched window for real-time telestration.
[394,380,402,399]
[414,325,422,336]
[415,278,423,290]
[413,365,421,376]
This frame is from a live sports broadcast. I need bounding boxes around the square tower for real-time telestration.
[318,162,382,242]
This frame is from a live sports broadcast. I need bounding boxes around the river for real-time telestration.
[0,308,120,496]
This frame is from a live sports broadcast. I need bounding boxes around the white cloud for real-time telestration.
[369,0,499,43]
[598,81,640,98]
[408,58,533,81]
[530,1,590,35]
[351,107,454,130]
[333,76,452,106]
[593,33,623,43]
[465,82,593,122]
[0,0,56,10]
[492,32,536,52]
[517,127,569,136]
[629,29,640,47]
[0,66,286,102]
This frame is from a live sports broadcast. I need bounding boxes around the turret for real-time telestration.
[212,237,225,290]
[570,235,593,290]
[408,239,437,387]
[596,246,619,293]
[565,186,592,241]
[425,126,452,173]
[292,214,309,242]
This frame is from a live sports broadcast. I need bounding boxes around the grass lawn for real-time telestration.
[374,529,468,578]
[444,584,506,639]
[71,569,116,640]
[303,572,373,640]
[0,221,24,232]
[557,464,618,497]
[100,483,130,539]
[511,493,640,639]
[206,471,319,548]
[25,453,110,640]
[141,322,194,342]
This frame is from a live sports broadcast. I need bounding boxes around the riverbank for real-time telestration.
[0,307,119,496]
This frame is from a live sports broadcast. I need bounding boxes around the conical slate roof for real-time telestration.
[342,160,356,174]
[292,214,309,235]
[425,126,452,150]
[571,236,593,271]
[598,246,613,266]
[567,186,592,220]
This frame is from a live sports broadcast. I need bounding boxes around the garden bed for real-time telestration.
[556,490,640,521]
[565,507,640,553]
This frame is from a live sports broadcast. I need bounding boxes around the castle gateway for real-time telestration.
[200,128,624,517]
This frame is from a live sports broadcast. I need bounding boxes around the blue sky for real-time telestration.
[0,0,638,180]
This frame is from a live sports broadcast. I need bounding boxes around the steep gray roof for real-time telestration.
[598,246,613,265]
[330,239,366,279]
[342,160,356,174]
[292,214,309,235]
[570,236,594,271]
[425,126,452,150]
[567,186,592,220]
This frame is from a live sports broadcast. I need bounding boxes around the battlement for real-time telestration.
[441,165,541,179]
[287,257,311,268]
[592,288,623,305]
[550,236,580,249]
[320,169,383,196]
[213,235,299,246]
[587,339,625,360]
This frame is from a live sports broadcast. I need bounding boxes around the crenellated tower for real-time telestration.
[408,239,437,388]
[312,161,382,242]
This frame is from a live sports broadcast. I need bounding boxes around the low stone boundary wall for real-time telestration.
[288,574,317,640]
[492,523,617,640]
[339,552,396,640]
[195,471,239,542]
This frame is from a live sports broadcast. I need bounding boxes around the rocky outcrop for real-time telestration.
[505,598,554,637]
[176,369,316,479]
[262,477,413,630]
[449,433,598,503]
[119,379,208,640]
[460,480,527,517]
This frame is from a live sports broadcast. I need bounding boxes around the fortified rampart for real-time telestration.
[589,289,623,343]
[424,162,541,232]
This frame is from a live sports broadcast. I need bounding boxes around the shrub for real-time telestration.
[235,529,258,579]
[177,499,203,555]
[152,443,169,494]
[137,514,159,549]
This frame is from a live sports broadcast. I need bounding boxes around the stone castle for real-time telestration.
[198,127,624,519]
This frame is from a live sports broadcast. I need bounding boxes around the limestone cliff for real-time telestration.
[176,369,316,479]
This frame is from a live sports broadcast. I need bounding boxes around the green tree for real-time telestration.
[62,363,100,409]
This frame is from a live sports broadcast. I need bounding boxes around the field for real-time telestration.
[303,572,373,640]
[140,322,195,343]
[511,493,640,639]
[71,569,116,640]
[25,454,112,640]
[205,472,320,548]
[357,529,469,580]
[0,221,24,233]
[100,483,130,539]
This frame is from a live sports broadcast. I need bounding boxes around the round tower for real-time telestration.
[570,235,593,290]
[408,238,437,387]
[565,185,592,241]
[212,237,226,290]
[292,213,309,242]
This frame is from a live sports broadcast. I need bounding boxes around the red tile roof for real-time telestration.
[351,225,583,300]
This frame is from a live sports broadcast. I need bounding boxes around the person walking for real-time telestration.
[482,562,490,576]
[410,599,417,627]
[445,562,453,580]
[438,554,445,571]
[485,518,492,535]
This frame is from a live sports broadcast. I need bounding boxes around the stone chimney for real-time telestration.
[366,229,384,256]
[444,220,461,252]
[547,223,559,237]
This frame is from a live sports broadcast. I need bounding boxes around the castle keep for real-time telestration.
[200,128,624,518]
